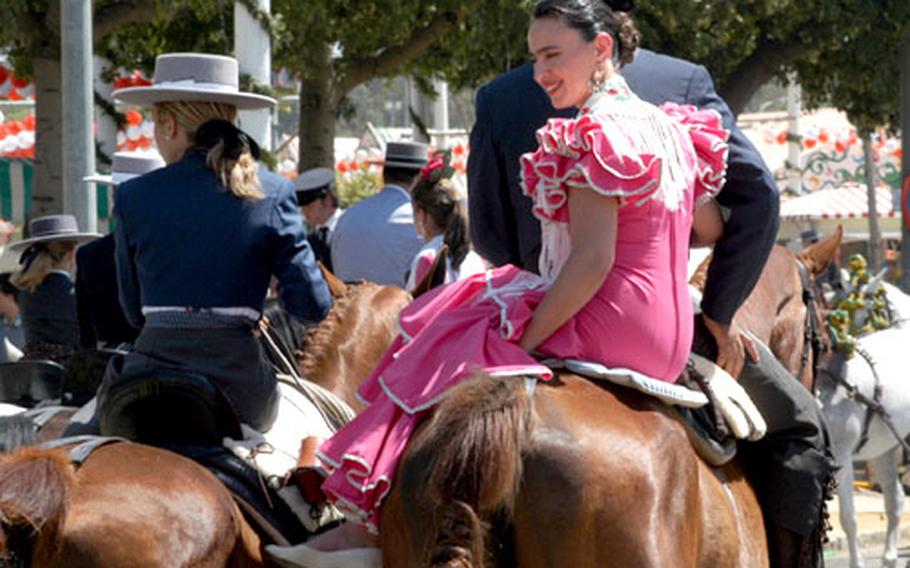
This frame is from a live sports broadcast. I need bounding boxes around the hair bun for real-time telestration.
[605,0,635,11]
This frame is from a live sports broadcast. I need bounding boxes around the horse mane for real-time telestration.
[299,283,367,379]
[0,447,73,563]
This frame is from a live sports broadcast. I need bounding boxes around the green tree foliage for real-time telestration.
[791,0,910,134]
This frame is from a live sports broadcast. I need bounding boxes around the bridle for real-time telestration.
[796,259,827,392]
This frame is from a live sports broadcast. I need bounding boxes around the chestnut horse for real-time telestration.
[377,240,844,568]
[0,281,410,568]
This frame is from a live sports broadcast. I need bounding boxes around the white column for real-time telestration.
[235,0,272,150]
[61,0,97,231]
[786,76,802,195]
[93,57,118,160]
[433,78,450,148]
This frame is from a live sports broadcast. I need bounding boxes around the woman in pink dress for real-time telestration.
[267,1,728,566]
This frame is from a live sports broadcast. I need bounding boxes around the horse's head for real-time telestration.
[796,225,843,281]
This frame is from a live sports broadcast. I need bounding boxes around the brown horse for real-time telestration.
[377,241,841,567]
[690,228,841,389]
[0,281,410,568]
[380,372,765,567]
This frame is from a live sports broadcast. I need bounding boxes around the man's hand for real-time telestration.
[702,314,759,378]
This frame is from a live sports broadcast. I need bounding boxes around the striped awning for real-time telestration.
[780,183,897,221]
[0,158,113,223]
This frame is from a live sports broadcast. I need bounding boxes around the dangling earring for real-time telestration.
[588,62,607,94]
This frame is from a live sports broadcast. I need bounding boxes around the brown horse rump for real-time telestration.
[383,371,767,567]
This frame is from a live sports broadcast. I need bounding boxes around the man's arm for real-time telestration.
[686,65,779,325]
[685,65,775,376]
[468,85,521,267]
[112,197,145,330]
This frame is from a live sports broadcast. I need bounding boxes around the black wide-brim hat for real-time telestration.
[8,215,101,253]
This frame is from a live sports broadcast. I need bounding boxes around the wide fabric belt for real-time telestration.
[142,308,257,330]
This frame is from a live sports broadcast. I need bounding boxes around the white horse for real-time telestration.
[819,281,910,568]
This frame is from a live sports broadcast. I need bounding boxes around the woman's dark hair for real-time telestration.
[411,173,471,272]
[533,0,641,67]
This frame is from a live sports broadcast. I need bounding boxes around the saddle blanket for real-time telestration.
[223,379,336,480]
[541,358,709,407]
[223,378,343,533]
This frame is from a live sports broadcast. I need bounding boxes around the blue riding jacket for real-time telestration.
[113,150,332,328]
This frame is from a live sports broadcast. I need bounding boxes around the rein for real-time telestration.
[796,260,826,392]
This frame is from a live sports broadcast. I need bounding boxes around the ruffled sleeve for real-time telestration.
[659,102,730,206]
[519,114,662,223]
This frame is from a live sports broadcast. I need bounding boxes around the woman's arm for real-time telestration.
[691,198,724,247]
[518,188,618,351]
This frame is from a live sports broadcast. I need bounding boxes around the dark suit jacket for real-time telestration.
[467,49,779,325]
[76,234,139,348]
[114,150,332,329]
[18,272,80,348]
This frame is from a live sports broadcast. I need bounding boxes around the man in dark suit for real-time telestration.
[77,152,164,349]
[467,7,831,566]
[76,235,139,348]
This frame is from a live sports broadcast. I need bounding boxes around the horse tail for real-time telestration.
[413,372,533,568]
[0,415,37,453]
[0,447,73,564]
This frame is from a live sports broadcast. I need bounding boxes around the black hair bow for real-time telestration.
[18,243,47,273]
[195,119,261,161]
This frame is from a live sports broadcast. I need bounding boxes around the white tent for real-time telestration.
[778,183,901,242]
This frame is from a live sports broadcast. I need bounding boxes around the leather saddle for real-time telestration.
[97,363,309,544]
[98,364,243,445]
[0,360,65,407]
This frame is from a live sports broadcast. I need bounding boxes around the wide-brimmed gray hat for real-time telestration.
[112,53,276,110]
[384,141,429,170]
[8,215,101,253]
[84,151,166,186]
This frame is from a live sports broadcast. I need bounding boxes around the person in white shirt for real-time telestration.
[295,167,344,273]
[331,142,427,286]
[405,153,486,290]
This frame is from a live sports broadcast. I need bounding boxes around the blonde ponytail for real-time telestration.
[11,241,76,292]
[155,101,264,201]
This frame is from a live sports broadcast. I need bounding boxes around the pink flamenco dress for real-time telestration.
[317,74,729,533]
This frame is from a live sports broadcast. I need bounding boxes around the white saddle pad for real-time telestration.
[223,378,344,533]
[0,402,25,417]
[224,379,336,480]
[541,358,709,408]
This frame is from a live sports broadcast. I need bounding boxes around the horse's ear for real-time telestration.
[319,262,348,297]
[410,245,449,299]
[798,225,843,278]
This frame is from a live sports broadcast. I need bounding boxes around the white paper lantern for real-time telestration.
[17,131,34,149]
[0,136,17,154]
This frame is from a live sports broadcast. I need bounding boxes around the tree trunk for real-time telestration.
[720,40,809,116]
[297,42,336,170]
[30,56,64,218]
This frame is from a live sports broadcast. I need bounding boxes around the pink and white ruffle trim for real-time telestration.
[658,102,730,201]
[520,114,662,223]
